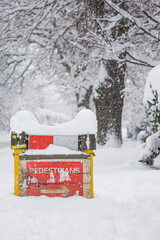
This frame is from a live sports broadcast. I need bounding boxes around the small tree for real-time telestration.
[143,65,160,135]
[139,66,160,166]
[146,85,160,134]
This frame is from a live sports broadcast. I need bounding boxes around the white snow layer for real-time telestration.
[35,108,71,126]
[25,144,84,155]
[10,109,97,135]
[1,134,160,240]
[144,64,160,104]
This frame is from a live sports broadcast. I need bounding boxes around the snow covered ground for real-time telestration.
[0,133,160,240]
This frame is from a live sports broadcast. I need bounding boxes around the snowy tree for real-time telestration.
[79,0,159,145]
[0,0,159,145]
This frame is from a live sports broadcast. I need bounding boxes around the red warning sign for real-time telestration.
[29,135,53,149]
[26,161,83,197]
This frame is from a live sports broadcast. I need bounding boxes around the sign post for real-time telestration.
[14,149,23,196]
[85,150,94,198]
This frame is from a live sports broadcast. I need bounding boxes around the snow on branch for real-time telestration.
[104,0,160,42]
[1,59,24,86]
[24,1,53,40]
[142,10,160,24]
[18,60,32,80]
[3,0,57,16]
[126,52,155,68]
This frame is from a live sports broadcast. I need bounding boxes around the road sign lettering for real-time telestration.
[29,166,80,174]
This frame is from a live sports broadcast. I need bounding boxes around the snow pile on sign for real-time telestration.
[143,64,160,104]
[35,108,71,126]
[24,144,85,155]
[10,109,97,135]
[10,110,39,131]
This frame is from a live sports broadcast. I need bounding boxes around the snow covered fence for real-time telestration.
[10,110,97,198]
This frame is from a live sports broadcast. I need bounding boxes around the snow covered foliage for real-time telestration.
[144,65,160,134]
[10,109,97,135]
[138,131,160,166]
[144,65,160,104]
[138,65,160,165]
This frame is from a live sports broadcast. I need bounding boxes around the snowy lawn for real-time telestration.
[0,133,160,240]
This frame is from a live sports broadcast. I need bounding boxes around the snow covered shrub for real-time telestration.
[144,65,160,135]
[138,131,160,165]
[139,65,160,165]
[145,85,160,133]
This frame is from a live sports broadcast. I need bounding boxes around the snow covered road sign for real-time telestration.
[28,134,96,151]
[19,154,91,198]
[11,110,96,198]
[12,132,95,198]
[11,132,96,151]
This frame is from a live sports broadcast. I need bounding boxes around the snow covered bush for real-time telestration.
[138,131,160,166]
[145,85,160,133]
[144,65,160,134]
[139,65,160,165]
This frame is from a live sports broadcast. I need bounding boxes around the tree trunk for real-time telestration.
[94,59,126,146]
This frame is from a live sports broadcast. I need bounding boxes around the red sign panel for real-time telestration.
[26,161,83,197]
[29,135,54,149]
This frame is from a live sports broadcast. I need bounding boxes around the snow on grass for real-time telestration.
[0,133,160,240]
